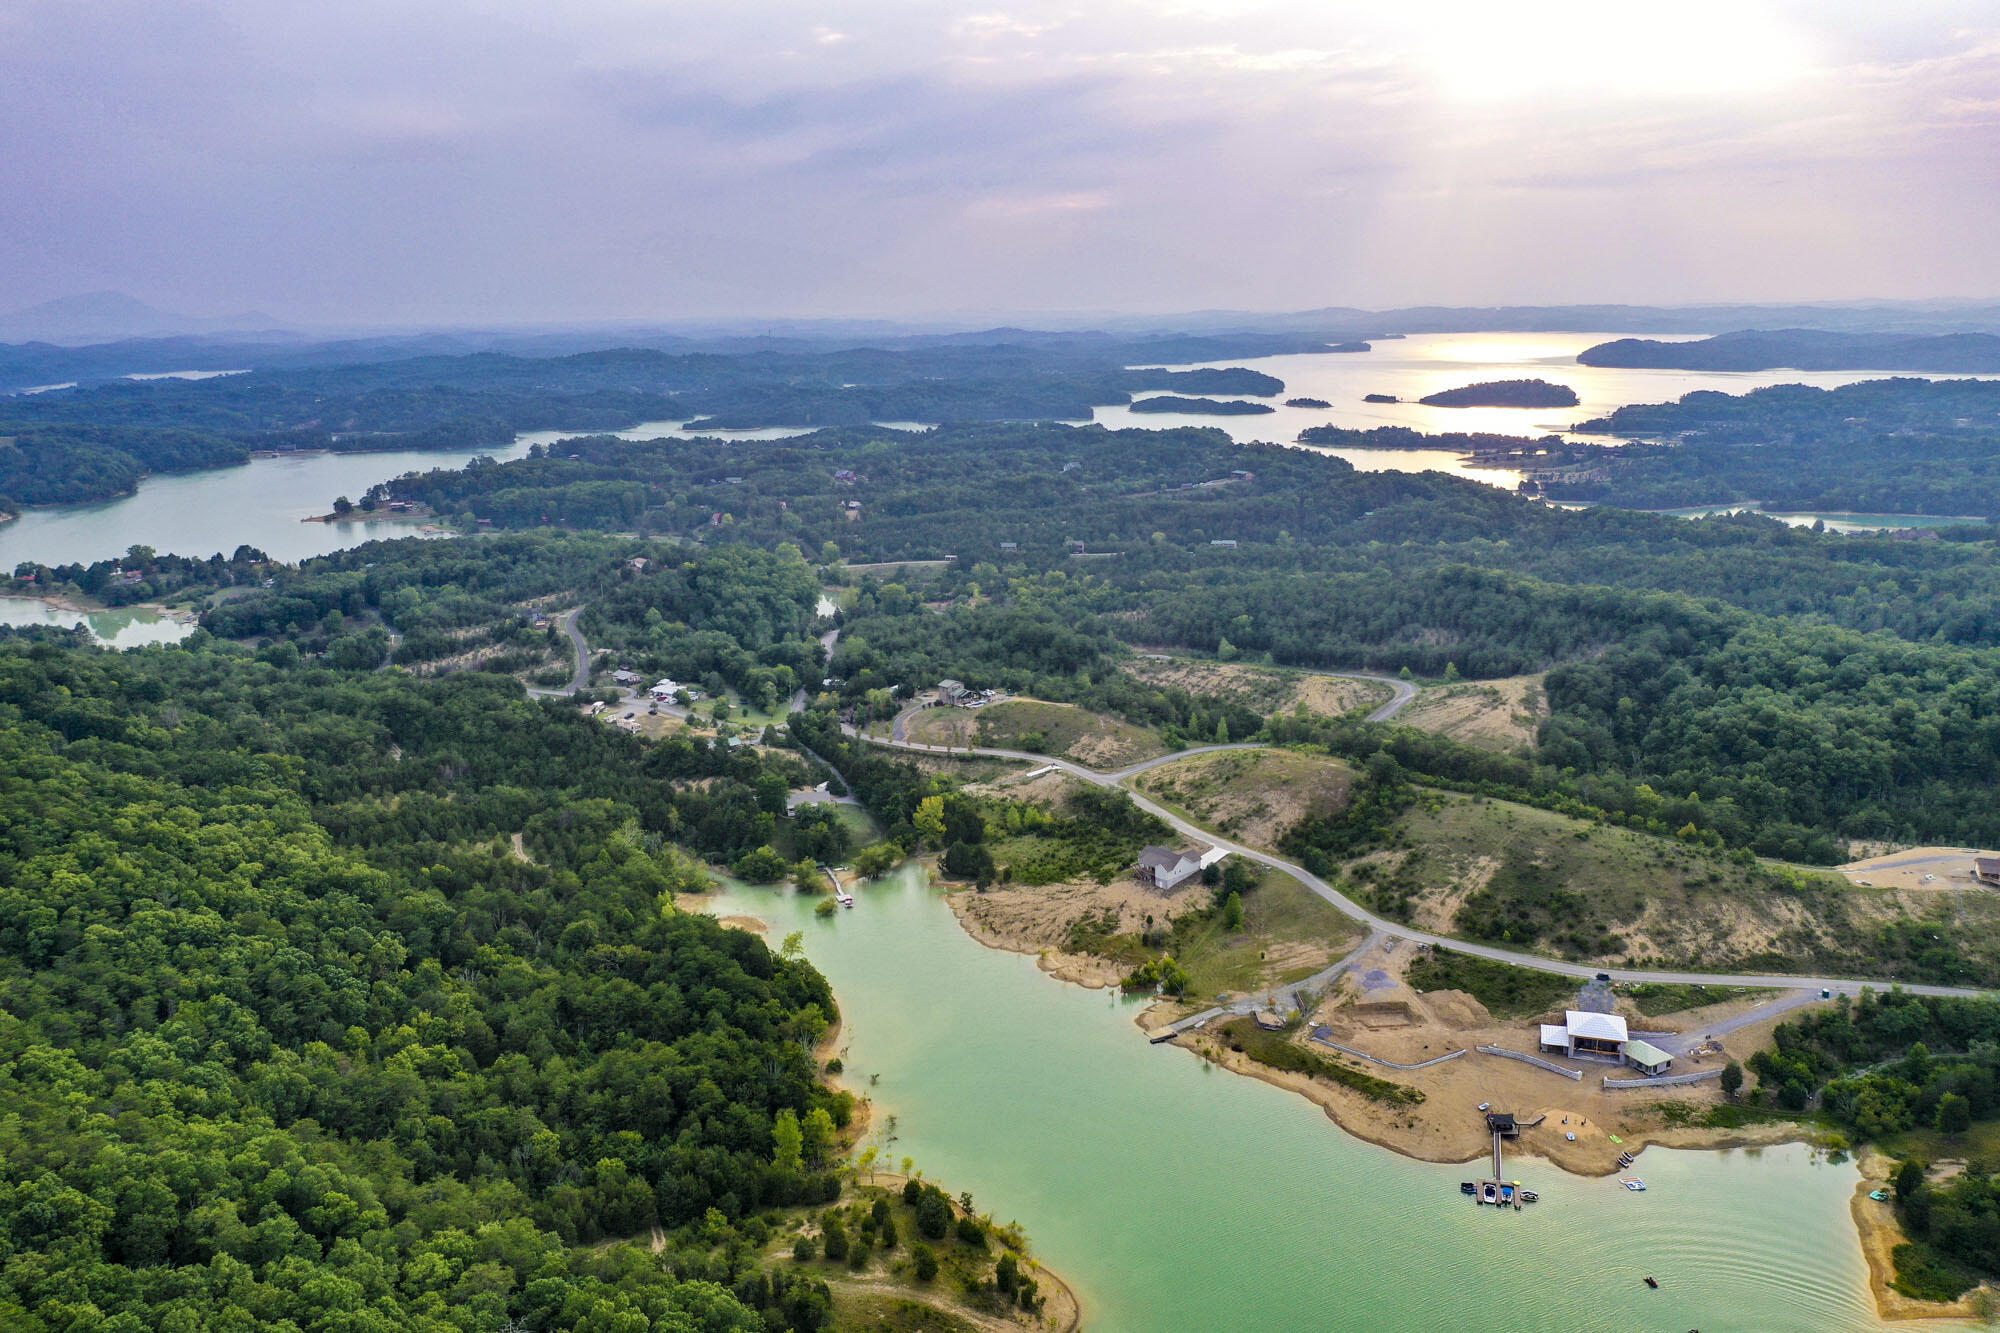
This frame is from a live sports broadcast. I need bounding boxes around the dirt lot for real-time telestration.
[1838,845,2000,891]
[1395,674,1545,752]
[1172,935,1830,1174]
[1123,656,1390,718]
[1132,748,1354,853]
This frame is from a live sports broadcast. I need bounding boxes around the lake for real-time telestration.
[1096,330,2000,488]
[0,594,198,646]
[0,331,1988,572]
[709,867,1921,1333]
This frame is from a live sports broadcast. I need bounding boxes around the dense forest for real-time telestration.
[0,621,921,1330]
[1530,378,2000,515]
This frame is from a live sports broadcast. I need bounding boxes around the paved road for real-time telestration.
[1655,989,1829,1056]
[1353,672,1418,723]
[528,607,590,697]
[849,728,1990,1000]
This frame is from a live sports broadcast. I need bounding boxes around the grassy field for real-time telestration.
[1618,982,1774,1017]
[1403,949,1578,1020]
[908,698,1165,767]
[1168,866,1363,999]
[1131,747,1354,853]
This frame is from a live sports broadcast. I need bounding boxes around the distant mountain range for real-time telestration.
[7,291,2000,392]
[1578,329,2000,373]
[0,291,288,345]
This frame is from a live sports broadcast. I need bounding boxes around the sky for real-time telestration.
[3,0,1999,325]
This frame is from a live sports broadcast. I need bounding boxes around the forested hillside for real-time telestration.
[370,424,2000,856]
[0,634,862,1331]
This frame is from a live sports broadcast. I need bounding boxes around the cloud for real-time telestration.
[0,0,1997,321]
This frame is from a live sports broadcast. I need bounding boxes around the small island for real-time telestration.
[1417,379,1580,408]
[1363,393,1399,404]
[1284,397,1330,408]
[1128,396,1276,416]
[1328,341,1372,353]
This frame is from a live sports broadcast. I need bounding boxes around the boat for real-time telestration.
[1480,1182,1499,1204]
[1519,1189,1539,1203]
[1460,1181,1477,1195]
[836,891,855,908]
[1644,1276,1659,1289]
[1620,1177,1647,1191]
[1617,1153,1635,1168]
[1868,1188,1889,1202]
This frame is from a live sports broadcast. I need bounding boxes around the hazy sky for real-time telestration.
[4,1,1998,324]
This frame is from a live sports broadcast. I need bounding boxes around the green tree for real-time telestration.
[1719,1060,1744,1099]
[913,796,946,847]
[1222,891,1244,931]
[912,1244,938,1282]
[773,1110,804,1174]
[1935,1092,1972,1136]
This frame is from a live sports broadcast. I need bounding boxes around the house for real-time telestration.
[1136,845,1203,892]
[1485,1111,1519,1138]
[1061,461,1082,472]
[833,469,859,484]
[998,541,1019,552]
[936,679,966,705]
[628,557,649,570]
[1622,1040,1674,1078]
[611,669,642,686]
[1976,856,2000,887]
[1067,539,1087,554]
[1230,469,1255,480]
[1210,539,1237,549]
[1538,1010,1629,1062]
[650,679,680,701]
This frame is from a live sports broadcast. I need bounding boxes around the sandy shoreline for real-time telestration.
[934,877,1992,1326]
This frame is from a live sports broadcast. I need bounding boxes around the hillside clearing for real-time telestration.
[1123,655,1391,718]
[1394,673,1545,752]
[1130,747,1355,853]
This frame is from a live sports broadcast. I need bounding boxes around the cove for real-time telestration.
[709,867,1906,1333]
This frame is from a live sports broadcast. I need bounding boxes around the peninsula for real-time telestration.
[1580,328,2000,372]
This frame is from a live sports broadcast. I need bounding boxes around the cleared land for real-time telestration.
[1131,747,1355,852]
[1837,845,2000,891]
[1348,792,2000,982]
[908,698,1166,768]
[1123,656,1390,718]
[1393,673,1545,752]
[1176,934,1824,1172]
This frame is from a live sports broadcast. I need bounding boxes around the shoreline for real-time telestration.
[1848,1149,1992,1323]
[690,890,1087,1331]
[930,875,1979,1325]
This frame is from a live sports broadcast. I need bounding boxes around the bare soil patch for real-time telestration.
[1396,673,1545,752]
[1123,656,1390,717]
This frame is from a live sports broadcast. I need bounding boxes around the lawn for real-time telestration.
[1403,949,1578,1020]
[1171,866,1364,999]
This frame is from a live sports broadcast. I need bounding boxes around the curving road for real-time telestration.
[528,607,591,697]
[848,727,1989,1000]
